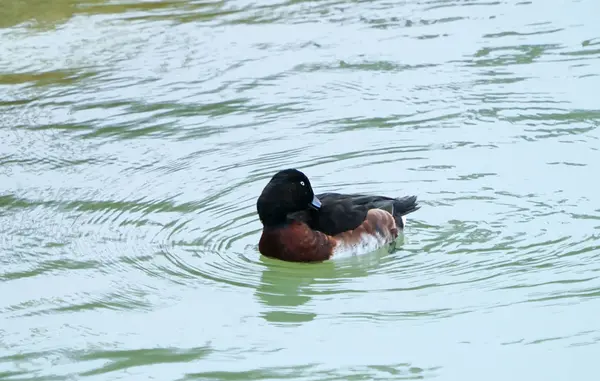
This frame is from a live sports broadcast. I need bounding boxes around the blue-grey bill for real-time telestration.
[311,195,322,209]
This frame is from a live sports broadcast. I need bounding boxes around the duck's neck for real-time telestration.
[257,209,289,228]
[260,212,314,230]
[258,200,313,228]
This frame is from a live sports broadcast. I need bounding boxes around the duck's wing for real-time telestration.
[309,193,370,235]
[312,193,419,235]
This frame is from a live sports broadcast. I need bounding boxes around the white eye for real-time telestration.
[300,181,305,186]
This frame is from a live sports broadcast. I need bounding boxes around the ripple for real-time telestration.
[182,363,440,380]
[241,186,599,323]
[0,194,185,317]
[1,0,600,378]
[73,346,212,377]
[159,188,266,289]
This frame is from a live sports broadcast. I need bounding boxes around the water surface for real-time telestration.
[1,0,599,379]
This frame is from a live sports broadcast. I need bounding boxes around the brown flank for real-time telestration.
[259,208,399,262]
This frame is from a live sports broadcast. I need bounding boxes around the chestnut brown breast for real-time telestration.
[258,208,399,262]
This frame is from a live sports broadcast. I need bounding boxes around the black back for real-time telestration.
[308,193,420,236]
[257,168,420,235]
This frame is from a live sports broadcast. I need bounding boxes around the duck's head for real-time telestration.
[257,168,321,226]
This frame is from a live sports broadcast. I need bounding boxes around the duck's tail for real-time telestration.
[392,195,420,229]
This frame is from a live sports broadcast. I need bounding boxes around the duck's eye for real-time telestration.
[300,181,305,186]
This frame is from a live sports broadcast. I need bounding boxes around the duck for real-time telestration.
[256,168,420,262]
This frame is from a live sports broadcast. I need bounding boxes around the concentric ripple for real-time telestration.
[2,0,600,379]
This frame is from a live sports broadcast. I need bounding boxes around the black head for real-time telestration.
[256,168,321,226]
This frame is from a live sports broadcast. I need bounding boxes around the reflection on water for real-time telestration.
[1,0,600,379]
[256,244,396,324]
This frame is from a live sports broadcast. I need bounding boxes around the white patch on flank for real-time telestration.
[331,232,392,259]
[401,215,407,226]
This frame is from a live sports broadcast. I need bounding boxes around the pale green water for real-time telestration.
[1,0,599,379]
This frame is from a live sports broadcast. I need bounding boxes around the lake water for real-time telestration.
[1,0,599,379]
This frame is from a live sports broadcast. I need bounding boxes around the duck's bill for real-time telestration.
[310,195,322,210]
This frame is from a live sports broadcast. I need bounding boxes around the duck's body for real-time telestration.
[256,169,420,262]
[307,192,419,236]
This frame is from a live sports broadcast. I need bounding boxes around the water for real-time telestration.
[1,0,599,379]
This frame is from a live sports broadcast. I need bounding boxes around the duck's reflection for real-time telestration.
[254,236,404,325]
